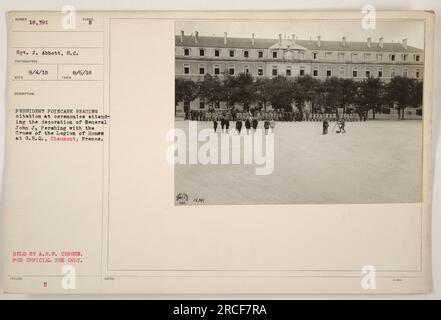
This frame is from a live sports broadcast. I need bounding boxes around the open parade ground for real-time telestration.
[174,119,422,205]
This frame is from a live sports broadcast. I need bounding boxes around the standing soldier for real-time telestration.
[322,118,329,135]
[337,117,346,134]
[270,118,276,133]
[252,117,258,131]
[184,105,190,120]
[220,113,225,132]
[213,116,218,132]
[264,118,270,135]
[245,116,251,134]
[236,119,243,134]
[224,112,230,133]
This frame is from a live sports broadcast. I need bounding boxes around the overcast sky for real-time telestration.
[176,20,425,49]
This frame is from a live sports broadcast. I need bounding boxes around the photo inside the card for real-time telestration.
[173,20,424,205]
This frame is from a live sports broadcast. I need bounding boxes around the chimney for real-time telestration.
[279,33,282,46]
[224,32,227,45]
[292,34,296,46]
[379,37,384,49]
[342,36,346,47]
[317,35,321,48]
[252,33,255,46]
[194,31,198,44]
[402,38,408,49]
[367,37,372,48]
[180,30,184,43]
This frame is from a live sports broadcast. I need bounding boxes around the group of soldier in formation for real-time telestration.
[185,109,352,135]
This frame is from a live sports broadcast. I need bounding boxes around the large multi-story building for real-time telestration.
[175,31,424,111]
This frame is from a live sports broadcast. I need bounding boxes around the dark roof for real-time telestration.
[176,35,275,49]
[295,39,423,53]
[175,35,423,53]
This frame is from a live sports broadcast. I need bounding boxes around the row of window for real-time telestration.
[184,64,263,76]
[344,52,420,62]
[184,48,264,58]
[182,64,421,78]
[182,48,421,62]
[310,67,420,78]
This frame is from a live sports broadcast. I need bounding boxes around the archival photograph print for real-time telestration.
[173,20,424,205]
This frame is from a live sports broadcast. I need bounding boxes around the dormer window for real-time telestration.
[313,52,318,60]
[390,54,396,61]
[229,50,235,57]
[258,51,264,58]
[415,54,420,62]
[199,49,205,56]
[272,51,278,58]
[244,50,249,58]
[214,49,220,57]
[402,54,408,61]
[184,48,190,56]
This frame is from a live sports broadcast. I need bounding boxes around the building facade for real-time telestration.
[175,31,424,111]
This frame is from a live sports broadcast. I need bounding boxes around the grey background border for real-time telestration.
[0,0,439,299]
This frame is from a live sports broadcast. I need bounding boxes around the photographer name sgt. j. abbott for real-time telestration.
[167,122,275,176]
[172,304,267,318]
